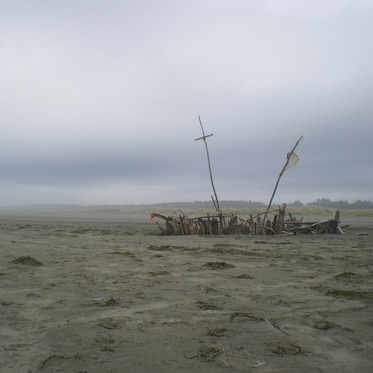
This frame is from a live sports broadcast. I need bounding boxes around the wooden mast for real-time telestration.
[195,115,220,212]
[262,136,303,225]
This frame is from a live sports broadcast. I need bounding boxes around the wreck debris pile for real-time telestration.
[151,119,344,236]
[151,206,344,235]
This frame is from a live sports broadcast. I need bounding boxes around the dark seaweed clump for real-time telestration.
[12,255,44,266]
[203,261,235,269]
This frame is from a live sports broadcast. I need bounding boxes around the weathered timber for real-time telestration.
[196,116,220,212]
[263,136,303,225]
[287,210,343,235]
[151,207,343,236]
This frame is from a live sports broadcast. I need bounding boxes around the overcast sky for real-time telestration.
[1,0,372,206]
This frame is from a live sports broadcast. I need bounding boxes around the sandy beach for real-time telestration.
[0,212,372,372]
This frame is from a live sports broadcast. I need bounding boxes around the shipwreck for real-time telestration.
[152,117,344,235]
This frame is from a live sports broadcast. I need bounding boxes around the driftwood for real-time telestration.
[151,207,343,236]
[286,210,344,235]
[152,124,343,236]
[196,116,220,212]
[262,136,303,225]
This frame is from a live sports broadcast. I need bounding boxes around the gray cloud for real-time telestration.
[1,0,372,205]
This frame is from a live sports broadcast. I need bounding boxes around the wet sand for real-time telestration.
[0,212,372,372]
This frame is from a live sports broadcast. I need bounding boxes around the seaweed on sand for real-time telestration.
[151,254,164,258]
[230,312,265,322]
[207,327,228,337]
[39,353,83,369]
[202,261,235,269]
[271,342,304,355]
[195,300,222,310]
[111,251,137,259]
[11,255,44,266]
[148,244,191,251]
[184,345,224,362]
[208,247,264,257]
[311,285,372,300]
[148,245,174,251]
[313,319,337,330]
[333,272,363,283]
[334,271,357,279]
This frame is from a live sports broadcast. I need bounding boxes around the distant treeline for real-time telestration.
[121,198,373,210]
[5,198,373,211]
[301,198,373,210]
[125,198,373,210]
[121,200,266,210]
